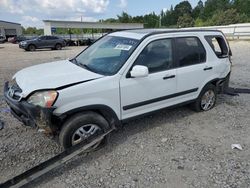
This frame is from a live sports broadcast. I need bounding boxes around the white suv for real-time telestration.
[4,29,232,148]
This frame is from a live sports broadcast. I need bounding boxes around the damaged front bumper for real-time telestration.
[3,82,56,134]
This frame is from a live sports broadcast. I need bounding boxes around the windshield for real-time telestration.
[75,36,139,75]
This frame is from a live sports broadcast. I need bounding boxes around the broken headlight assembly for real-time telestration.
[27,91,58,108]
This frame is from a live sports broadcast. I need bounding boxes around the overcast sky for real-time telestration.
[0,0,200,28]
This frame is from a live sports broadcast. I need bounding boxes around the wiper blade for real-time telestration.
[81,64,93,71]
[70,58,93,72]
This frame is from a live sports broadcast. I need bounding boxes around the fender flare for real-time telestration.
[56,105,121,129]
[201,73,231,94]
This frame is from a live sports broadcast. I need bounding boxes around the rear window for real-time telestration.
[176,37,206,67]
[205,36,228,58]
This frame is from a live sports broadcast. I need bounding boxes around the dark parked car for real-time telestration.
[19,35,66,51]
[9,35,27,44]
[0,35,5,43]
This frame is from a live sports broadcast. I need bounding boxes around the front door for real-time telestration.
[37,36,47,48]
[120,38,177,120]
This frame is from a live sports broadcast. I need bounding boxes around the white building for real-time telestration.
[43,20,144,35]
[0,20,22,39]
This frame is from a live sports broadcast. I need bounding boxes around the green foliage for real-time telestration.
[233,0,250,17]
[143,12,160,28]
[117,12,132,23]
[208,8,248,26]
[174,1,192,16]
[194,18,205,27]
[177,14,195,28]
[36,29,44,35]
[101,18,117,23]
[23,27,44,35]
[102,0,248,29]
[161,7,176,27]
[192,0,204,19]
[132,16,144,23]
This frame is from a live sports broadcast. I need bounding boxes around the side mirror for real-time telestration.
[130,65,149,78]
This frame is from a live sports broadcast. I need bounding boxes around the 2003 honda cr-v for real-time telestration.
[4,29,232,149]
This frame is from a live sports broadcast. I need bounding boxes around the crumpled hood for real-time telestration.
[13,60,104,97]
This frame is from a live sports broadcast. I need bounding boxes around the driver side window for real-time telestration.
[39,36,46,40]
[133,38,173,74]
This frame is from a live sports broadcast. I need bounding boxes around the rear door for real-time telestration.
[175,36,209,101]
[45,36,57,47]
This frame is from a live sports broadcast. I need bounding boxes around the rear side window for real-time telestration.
[176,37,206,67]
[51,36,58,40]
[46,36,58,40]
[205,36,228,58]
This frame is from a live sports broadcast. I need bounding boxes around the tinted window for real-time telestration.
[176,37,206,67]
[46,36,57,40]
[133,39,173,73]
[39,36,46,40]
[51,36,58,40]
[205,36,228,58]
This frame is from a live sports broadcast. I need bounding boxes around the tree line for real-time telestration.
[22,0,250,34]
[102,0,250,28]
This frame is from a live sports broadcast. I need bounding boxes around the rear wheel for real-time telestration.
[59,112,110,149]
[191,84,217,112]
[28,44,36,51]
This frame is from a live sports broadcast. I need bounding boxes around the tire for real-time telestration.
[191,84,217,112]
[55,43,62,50]
[28,44,36,51]
[59,111,110,149]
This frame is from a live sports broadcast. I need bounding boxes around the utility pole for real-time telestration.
[159,15,162,28]
[81,15,84,40]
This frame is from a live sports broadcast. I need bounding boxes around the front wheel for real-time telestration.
[59,112,110,149]
[28,44,36,51]
[55,43,62,50]
[191,84,217,112]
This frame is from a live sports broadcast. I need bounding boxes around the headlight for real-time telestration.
[27,91,58,108]
[21,41,27,45]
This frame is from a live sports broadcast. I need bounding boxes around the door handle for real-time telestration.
[163,75,175,80]
[204,67,213,71]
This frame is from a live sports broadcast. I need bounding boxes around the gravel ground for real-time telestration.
[0,41,250,188]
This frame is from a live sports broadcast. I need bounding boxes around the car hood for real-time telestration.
[13,60,104,97]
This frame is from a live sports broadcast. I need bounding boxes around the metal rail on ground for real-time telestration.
[0,129,114,188]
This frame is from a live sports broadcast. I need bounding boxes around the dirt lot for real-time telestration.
[0,42,250,188]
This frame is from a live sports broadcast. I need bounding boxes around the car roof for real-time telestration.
[109,29,223,40]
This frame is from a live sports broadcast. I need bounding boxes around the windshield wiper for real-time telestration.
[70,58,94,72]
[81,64,93,72]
